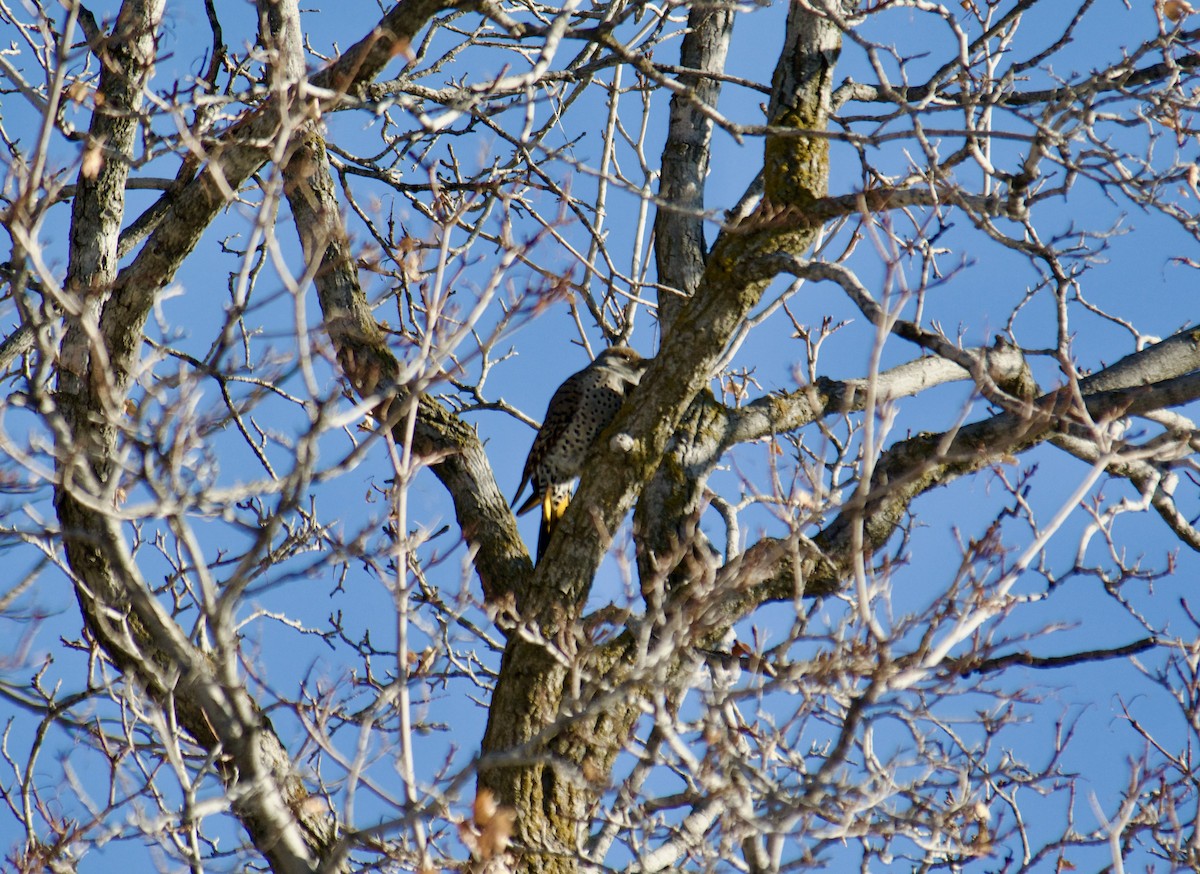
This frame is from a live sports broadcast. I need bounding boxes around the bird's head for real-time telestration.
[599,345,650,384]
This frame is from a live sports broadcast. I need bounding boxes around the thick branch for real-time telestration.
[478,4,848,867]
[96,0,454,404]
[832,26,1200,111]
[50,1,456,870]
[536,0,846,616]
[727,340,1029,444]
[748,346,1200,603]
[281,132,528,601]
[653,1,736,333]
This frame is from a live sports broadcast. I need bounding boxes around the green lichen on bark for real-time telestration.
[764,112,830,211]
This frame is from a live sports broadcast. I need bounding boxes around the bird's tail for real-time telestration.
[537,486,571,561]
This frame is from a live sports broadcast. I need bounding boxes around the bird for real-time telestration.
[512,346,649,561]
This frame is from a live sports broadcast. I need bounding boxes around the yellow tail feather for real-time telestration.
[536,489,571,561]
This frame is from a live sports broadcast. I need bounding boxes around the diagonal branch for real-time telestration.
[47,1,461,870]
[537,0,848,616]
[741,350,1200,605]
[476,2,851,864]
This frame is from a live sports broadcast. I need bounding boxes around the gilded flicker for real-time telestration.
[512,346,649,560]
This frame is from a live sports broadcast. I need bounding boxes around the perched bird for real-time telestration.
[512,346,649,560]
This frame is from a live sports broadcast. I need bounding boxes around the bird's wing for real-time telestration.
[511,368,586,513]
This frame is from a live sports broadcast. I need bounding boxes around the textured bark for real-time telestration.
[627,0,849,601]
[49,0,457,870]
[479,641,578,869]
[52,2,334,869]
[271,0,526,602]
[763,0,840,211]
[57,0,163,484]
[7,0,1200,870]
[633,339,1032,590]
[96,0,446,405]
[539,0,844,615]
[475,3,1200,860]
[653,1,736,333]
[477,5,845,870]
[739,327,1200,604]
[542,328,1200,853]
[282,130,530,602]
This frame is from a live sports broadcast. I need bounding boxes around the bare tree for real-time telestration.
[3,0,1200,871]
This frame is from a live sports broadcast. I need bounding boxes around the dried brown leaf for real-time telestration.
[81,144,104,180]
[477,807,516,859]
[1163,0,1193,20]
[473,788,499,827]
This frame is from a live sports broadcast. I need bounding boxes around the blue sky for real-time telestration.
[2,0,1200,869]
